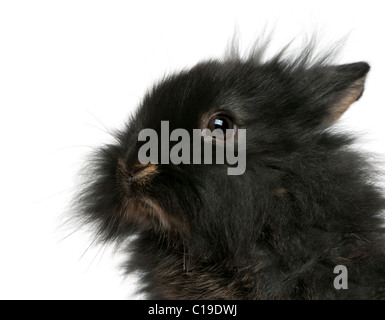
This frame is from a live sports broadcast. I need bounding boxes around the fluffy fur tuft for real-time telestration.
[74,35,385,299]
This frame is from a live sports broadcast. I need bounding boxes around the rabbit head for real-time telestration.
[76,40,371,262]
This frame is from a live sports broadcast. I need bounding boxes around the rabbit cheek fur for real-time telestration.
[76,42,385,299]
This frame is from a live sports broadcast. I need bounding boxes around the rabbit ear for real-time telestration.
[305,62,370,128]
[325,62,369,124]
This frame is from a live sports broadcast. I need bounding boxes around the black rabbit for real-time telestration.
[75,37,385,299]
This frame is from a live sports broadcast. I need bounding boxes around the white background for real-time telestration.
[0,0,384,300]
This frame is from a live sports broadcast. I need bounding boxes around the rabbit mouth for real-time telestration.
[117,158,165,229]
[116,157,190,234]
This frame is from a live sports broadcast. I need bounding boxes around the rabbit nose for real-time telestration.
[117,158,158,182]
[127,163,158,181]
[128,166,146,178]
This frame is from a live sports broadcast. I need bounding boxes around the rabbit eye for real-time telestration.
[206,113,237,141]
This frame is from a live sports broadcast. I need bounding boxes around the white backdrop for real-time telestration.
[1,0,384,299]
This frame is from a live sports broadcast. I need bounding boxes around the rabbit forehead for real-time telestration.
[136,61,269,129]
[136,69,219,130]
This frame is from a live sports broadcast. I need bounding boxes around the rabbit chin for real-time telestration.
[121,195,190,235]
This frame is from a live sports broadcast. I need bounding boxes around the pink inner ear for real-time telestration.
[329,76,367,123]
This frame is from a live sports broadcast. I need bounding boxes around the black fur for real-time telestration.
[74,37,385,299]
